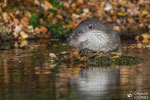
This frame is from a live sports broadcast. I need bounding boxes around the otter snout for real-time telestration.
[67,36,72,44]
[67,36,71,42]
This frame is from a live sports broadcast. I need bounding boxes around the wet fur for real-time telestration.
[68,18,122,54]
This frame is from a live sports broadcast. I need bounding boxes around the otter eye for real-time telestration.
[88,24,94,30]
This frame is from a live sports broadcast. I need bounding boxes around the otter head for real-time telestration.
[67,18,101,47]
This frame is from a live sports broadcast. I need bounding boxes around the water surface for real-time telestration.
[0,40,150,100]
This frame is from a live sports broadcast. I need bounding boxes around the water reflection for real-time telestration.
[0,40,150,100]
[71,67,119,100]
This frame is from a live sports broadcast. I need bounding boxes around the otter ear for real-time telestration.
[88,24,94,30]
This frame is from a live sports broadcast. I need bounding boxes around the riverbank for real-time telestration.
[0,0,150,43]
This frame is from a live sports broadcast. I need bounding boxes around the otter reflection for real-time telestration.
[71,66,119,100]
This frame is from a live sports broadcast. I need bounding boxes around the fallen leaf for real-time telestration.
[21,17,29,26]
[76,0,84,5]
[24,11,32,18]
[49,53,57,58]
[13,18,20,25]
[44,0,53,9]
[56,14,63,20]
[19,31,29,40]
[113,26,120,32]
[27,25,34,33]
[14,24,23,33]
[48,13,54,18]
[142,11,148,15]
[141,33,150,40]
[20,40,28,47]
[2,12,10,22]
[39,26,48,33]
[72,51,81,60]
[148,25,150,29]
[117,12,126,16]
[9,13,15,19]
[49,63,57,69]
[13,32,18,38]
[104,3,113,11]
[40,18,46,25]
[69,23,78,29]
[127,18,135,23]
[80,56,88,61]
[71,3,76,9]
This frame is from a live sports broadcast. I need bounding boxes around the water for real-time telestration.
[0,40,150,100]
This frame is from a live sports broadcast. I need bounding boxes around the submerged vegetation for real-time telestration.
[48,51,147,69]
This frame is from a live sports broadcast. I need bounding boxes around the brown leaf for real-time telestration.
[21,17,29,26]
[39,26,48,33]
[71,3,76,9]
[127,18,135,24]
[40,18,46,25]
[69,23,78,29]
[52,19,58,24]
[80,56,89,61]
[113,26,120,32]
[14,24,23,34]
[76,0,84,6]
[9,13,15,19]
[44,1,53,9]
[72,51,81,60]
[56,14,63,20]
[148,25,150,29]
[13,18,20,25]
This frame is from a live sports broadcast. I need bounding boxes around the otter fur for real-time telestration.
[67,18,122,54]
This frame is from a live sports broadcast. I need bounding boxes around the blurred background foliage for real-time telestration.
[0,0,150,42]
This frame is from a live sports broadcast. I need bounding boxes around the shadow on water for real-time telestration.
[0,40,150,100]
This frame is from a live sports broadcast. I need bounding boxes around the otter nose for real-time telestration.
[67,37,71,42]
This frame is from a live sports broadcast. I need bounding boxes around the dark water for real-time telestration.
[0,40,150,100]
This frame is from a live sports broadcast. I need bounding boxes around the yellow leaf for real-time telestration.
[48,13,54,18]
[72,51,81,60]
[51,39,59,41]
[142,11,148,15]
[20,40,28,47]
[117,12,126,16]
[96,7,104,11]
[19,31,28,40]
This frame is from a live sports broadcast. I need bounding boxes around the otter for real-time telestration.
[67,18,122,54]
